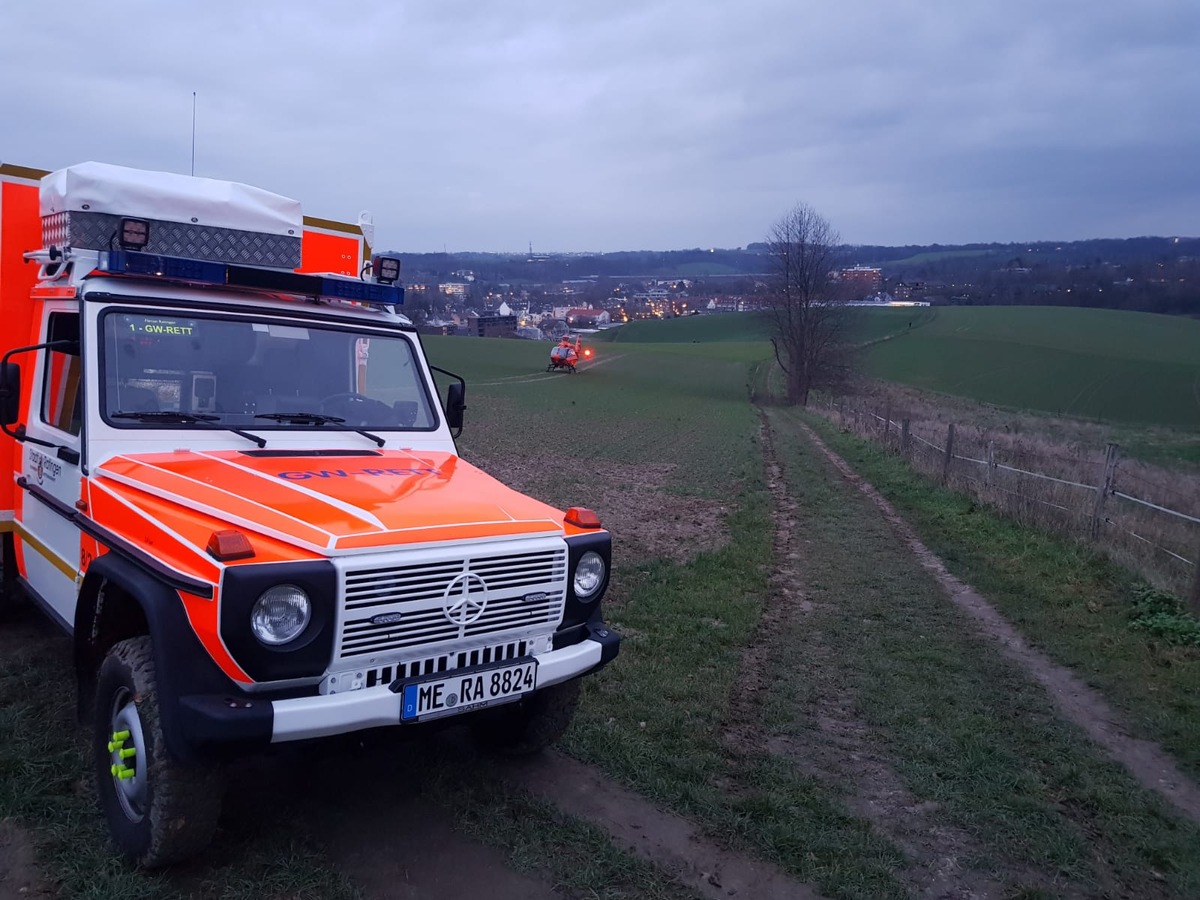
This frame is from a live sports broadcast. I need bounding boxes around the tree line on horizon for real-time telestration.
[391,236,1200,318]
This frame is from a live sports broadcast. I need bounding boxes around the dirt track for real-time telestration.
[798,419,1200,826]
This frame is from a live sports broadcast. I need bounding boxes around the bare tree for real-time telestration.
[764,203,852,406]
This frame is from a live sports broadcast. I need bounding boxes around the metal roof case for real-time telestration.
[40,162,303,269]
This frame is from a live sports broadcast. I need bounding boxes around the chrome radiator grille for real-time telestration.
[337,545,567,660]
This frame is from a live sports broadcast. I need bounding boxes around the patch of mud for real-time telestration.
[798,419,1200,826]
[169,734,564,900]
[483,455,730,566]
[0,821,54,900]
[503,751,825,900]
[318,795,561,900]
[733,415,1019,899]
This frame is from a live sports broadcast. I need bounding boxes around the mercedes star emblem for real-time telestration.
[443,572,489,626]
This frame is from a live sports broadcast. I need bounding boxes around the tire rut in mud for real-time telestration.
[728,411,1023,900]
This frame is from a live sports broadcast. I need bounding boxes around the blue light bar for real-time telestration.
[320,276,405,306]
[97,250,404,307]
[102,250,227,284]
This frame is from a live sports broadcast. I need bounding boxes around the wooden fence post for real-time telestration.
[1089,443,1119,540]
[941,423,955,484]
[901,419,910,458]
[883,399,892,449]
[986,440,996,487]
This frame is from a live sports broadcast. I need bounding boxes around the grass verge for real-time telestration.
[767,407,1200,898]
[800,411,1200,782]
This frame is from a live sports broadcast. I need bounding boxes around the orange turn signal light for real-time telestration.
[565,507,602,529]
[206,529,255,561]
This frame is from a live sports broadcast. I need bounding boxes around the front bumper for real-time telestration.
[176,625,619,755]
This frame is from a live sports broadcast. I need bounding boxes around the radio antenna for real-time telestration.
[190,92,197,176]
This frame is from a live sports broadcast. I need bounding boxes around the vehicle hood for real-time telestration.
[91,449,565,553]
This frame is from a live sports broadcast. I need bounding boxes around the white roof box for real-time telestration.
[40,162,303,268]
[41,162,301,235]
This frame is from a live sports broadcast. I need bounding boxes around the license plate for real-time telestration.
[399,659,538,722]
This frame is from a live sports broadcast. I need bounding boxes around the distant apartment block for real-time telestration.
[466,312,517,337]
[839,266,883,294]
[439,282,470,297]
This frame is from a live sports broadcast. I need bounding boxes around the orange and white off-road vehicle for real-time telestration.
[0,161,619,866]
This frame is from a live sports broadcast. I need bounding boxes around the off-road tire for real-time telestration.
[93,636,224,868]
[471,678,581,756]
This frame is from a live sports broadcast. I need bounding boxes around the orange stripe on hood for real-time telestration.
[93,450,565,553]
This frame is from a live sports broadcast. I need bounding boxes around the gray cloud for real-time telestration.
[2,0,1196,251]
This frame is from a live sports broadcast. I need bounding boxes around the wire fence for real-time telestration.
[821,397,1200,610]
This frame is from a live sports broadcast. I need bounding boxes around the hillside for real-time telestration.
[861,306,1200,430]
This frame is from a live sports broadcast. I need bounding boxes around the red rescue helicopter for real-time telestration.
[546,334,593,373]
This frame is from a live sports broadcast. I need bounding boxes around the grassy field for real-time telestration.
[602,305,1200,435]
[433,336,1200,897]
[861,306,1200,430]
[598,313,771,343]
[5,329,1200,898]
[881,248,997,267]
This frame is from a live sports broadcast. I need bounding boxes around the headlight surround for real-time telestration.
[250,584,311,646]
[573,551,606,601]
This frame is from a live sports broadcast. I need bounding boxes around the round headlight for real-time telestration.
[573,551,606,601]
[251,585,311,646]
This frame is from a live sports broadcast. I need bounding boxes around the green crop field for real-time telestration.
[564,304,1200,431]
[600,313,771,343]
[422,335,768,494]
[861,306,1200,431]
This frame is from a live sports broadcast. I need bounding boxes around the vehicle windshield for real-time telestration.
[100,310,438,431]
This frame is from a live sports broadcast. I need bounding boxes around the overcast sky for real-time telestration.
[3,1,1197,253]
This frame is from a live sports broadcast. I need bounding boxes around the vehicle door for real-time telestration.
[16,305,83,628]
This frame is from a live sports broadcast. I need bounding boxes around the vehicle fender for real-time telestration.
[76,553,239,763]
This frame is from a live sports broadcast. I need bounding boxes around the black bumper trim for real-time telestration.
[178,694,274,758]
[588,621,621,667]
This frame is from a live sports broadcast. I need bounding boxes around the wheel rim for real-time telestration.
[107,686,148,822]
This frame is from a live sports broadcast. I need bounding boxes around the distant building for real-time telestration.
[439,282,469,298]
[893,281,926,301]
[839,266,883,295]
[466,313,517,338]
[565,308,610,328]
[705,296,764,312]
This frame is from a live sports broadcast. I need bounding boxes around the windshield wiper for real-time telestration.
[254,412,345,425]
[112,411,220,422]
[253,412,386,447]
[110,410,267,448]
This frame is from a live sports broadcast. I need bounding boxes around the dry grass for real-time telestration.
[816,382,1200,600]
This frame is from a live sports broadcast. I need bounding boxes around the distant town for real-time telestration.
[391,236,1199,339]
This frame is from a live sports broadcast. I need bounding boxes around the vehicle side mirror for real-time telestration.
[0,363,20,426]
[429,364,467,438]
[445,382,466,434]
